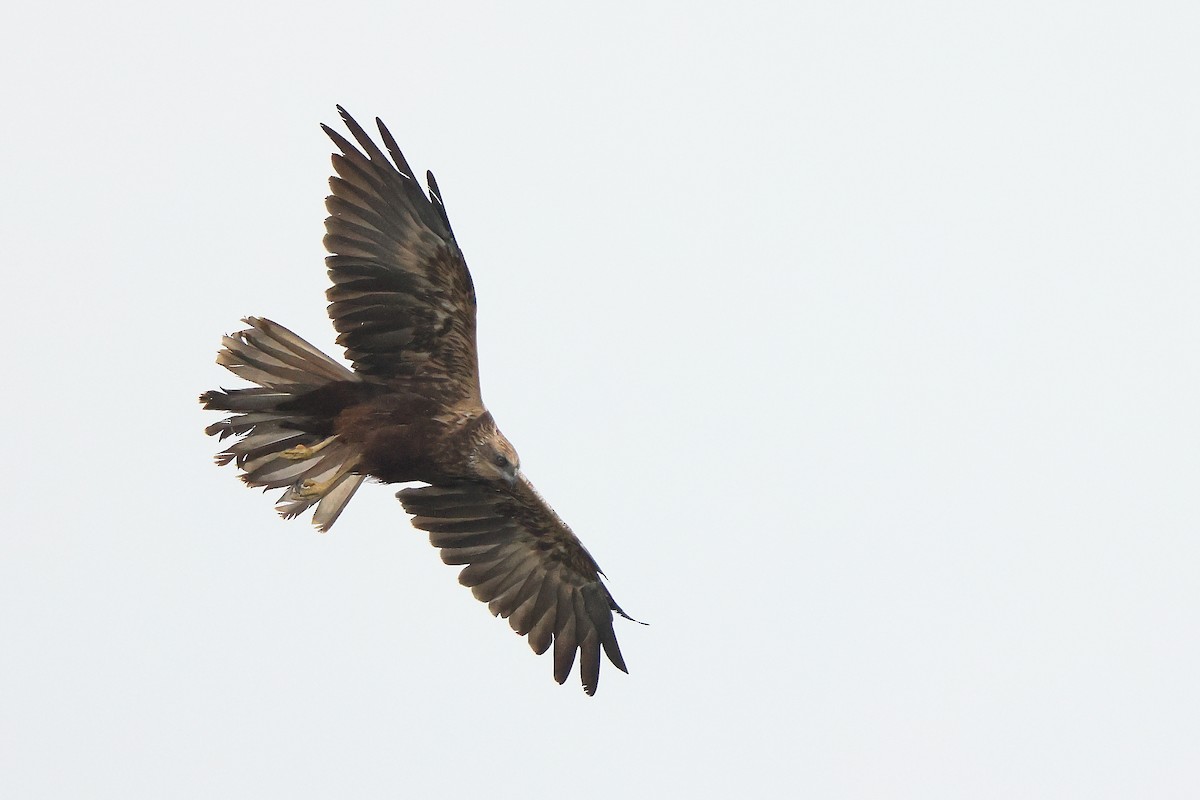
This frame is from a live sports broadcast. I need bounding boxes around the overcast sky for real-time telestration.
[3,2,1198,797]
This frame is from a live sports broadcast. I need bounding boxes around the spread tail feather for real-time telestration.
[200,317,365,531]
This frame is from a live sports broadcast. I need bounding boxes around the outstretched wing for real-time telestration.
[398,475,633,695]
[321,106,481,404]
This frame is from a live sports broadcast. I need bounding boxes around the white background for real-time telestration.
[3,2,1198,797]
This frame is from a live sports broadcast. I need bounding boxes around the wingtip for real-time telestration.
[328,105,354,135]
[618,609,649,626]
[610,595,648,626]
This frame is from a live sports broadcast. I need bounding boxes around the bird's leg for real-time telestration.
[281,435,338,461]
[293,455,360,499]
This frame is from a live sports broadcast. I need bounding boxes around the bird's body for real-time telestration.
[200,107,633,694]
[280,377,501,483]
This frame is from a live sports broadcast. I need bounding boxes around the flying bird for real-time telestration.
[200,107,635,694]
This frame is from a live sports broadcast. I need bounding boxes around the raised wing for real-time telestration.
[321,107,481,404]
[398,475,633,695]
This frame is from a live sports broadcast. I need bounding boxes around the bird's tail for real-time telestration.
[200,317,366,531]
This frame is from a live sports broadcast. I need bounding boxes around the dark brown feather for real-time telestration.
[321,110,479,398]
[573,590,602,695]
[552,584,579,686]
[488,567,543,620]
[398,475,631,695]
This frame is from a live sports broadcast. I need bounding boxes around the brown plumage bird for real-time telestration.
[200,107,635,694]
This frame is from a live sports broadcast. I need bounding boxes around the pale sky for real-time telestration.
[4,2,1198,797]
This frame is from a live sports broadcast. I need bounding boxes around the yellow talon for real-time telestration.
[281,436,337,461]
[284,452,360,503]
[296,477,334,499]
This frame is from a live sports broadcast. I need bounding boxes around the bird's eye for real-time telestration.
[494,454,509,468]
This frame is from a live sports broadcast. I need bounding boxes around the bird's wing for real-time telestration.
[321,106,481,404]
[397,474,633,695]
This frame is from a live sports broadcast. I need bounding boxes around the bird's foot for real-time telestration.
[281,452,360,505]
[281,436,337,461]
[297,472,352,496]
[295,477,335,500]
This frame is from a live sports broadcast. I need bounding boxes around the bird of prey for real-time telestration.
[200,107,635,694]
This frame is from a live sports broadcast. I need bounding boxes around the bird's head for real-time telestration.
[469,419,520,486]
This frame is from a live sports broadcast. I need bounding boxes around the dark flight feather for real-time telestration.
[399,477,632,695]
